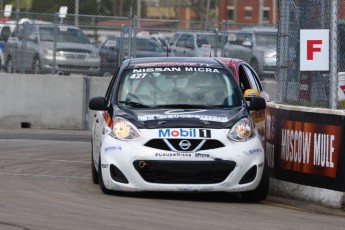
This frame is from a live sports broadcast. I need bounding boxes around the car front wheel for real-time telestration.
[32,57,41,74]
[98,156,112,194]
[91,140,99,184]
[6,57,13,73]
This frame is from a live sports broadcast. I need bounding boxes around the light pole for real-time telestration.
[75,0,79,26]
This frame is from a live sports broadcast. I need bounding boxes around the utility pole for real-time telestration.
[258,0,263,25]
[75,0,79,26]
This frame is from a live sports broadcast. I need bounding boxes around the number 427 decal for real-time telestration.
[130,73,147,79]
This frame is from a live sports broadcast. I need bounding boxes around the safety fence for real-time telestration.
[0,0,277,77]
[277,0,345,109]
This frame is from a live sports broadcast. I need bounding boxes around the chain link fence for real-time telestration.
[1,0,344,109]
[276,0,345,109]
[0,0,279,77]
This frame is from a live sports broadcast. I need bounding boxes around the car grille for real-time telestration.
[144,139,224,151]
[264,66,276,72]
[133,160,236,184]
[57,48,91,53]
[57,64,96,70]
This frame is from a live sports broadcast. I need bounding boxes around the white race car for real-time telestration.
[89,57,268,202]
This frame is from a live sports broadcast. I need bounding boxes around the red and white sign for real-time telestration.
[300,29,329,71]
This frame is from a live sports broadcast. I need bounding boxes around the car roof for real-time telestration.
[173,30,228,35]
[124,57,226,69]
[237,26,277,34]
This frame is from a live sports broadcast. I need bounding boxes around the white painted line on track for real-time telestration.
[0,156,89,164]
[0,172,90,179]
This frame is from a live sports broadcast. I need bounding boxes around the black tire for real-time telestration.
[98,156,112,194]
[32,56,41,74]
[91,140,99,184]
[6,57,13,73]
[241,159,269,202]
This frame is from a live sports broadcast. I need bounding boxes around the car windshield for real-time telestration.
[196,34,226,48]
[255,33,277,46]
[117,66,241,108]
[39,27,90,43]
[106,38,165,52]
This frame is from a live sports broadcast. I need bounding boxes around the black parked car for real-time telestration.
[98,36,167,77]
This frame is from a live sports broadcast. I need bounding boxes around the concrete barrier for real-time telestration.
[0,73,111,129]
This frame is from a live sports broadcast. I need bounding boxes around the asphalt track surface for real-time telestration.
[0,128,345,230]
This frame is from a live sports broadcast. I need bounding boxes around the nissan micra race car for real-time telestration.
[89,57,268,202]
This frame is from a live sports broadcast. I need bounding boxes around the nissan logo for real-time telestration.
[179,140,191,150]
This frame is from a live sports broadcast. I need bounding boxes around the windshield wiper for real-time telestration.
[118,101,150,108]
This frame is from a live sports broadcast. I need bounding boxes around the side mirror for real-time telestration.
[244,89,266,110]
[89,96,108,111]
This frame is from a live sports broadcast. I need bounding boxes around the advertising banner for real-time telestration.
[265,107,345,191]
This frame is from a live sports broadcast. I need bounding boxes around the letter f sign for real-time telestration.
[307,40,322,60]
[300,29,329,71]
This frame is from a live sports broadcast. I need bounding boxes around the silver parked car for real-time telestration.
[224,27,277,79]
[4,19,100,75]
[169,30,228,57]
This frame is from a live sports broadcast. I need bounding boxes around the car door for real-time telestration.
[92,74,117,161]
[5,25,23,72]
[230,32,253,63]
[173,34,193,57]
[238,62,269,142]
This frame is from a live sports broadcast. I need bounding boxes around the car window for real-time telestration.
[196,34,224,48]
[169,33,180,46]
[137,39,164,52]
[0,26,11,42]
[117,67,241,107]
[39,27,90,44]
[255,33,277,46]
[238,65,252,93]
[232,32,252,45]
[242,64,262,92]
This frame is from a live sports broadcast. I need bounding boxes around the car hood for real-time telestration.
[114,106,248,129]
[41,41,98,52]
[256,45,276,54]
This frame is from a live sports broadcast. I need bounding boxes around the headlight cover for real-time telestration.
[89,51,100,60]
[43,48,54,57]
[264,51,276,58]
[111,117,141,140]
[227,118,255,142]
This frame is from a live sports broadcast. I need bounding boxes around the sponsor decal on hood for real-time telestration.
[137,109,229,122]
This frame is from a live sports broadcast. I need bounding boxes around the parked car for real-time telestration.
[4,19,100,75]
[224,27,278,78]
[168,30,228,57]
[88,56,269,202]
[0,21,15,68]
[98,36,167,77]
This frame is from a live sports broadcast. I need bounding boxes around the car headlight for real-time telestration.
[110,117,141,140]
[264,51,276,58]
[89,51,100,59]
[227,118,255,142]
[43,48,54,57]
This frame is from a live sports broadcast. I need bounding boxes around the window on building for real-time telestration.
[263,7,270,22]
[227,6,234,21]
[244,6,252,20]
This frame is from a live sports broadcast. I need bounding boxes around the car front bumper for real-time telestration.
[41,56,100,75]
[98,129,265,193]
